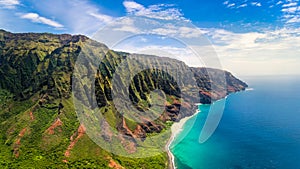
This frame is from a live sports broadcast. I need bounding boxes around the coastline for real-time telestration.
[166,89,249,168]
[166,106,201,169]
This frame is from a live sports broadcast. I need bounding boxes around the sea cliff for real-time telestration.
[0,30,247,168]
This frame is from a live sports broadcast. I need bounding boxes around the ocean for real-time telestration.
[170,75,300,169]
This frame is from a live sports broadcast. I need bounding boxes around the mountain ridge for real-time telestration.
[0,30,247,168]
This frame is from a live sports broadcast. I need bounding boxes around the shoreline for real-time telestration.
[166,89,249,168]
[166,106,201,169]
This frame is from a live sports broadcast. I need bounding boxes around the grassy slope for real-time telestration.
[0,90,169,168]
[0,30,247,168]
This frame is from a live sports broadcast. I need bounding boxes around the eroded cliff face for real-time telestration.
[191,67,248,104]
[0,29,247,167]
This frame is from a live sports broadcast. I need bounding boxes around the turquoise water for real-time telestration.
[171,76,300,169]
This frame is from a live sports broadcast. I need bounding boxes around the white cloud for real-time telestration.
[280,1,300,24]
[237,4,248,8]
[122,1,186,21]
[224,1,260,9]
[110,17,140,32]
[223,1,229,5]
[287,16,300,23]
[251,2,262,7]
[20,13,64,28]
[209,28,300,51]
[282,6,298,13]
[227,3,236,8]
[0,0,19,9]
[123,1,145,13]
[203,28,300,75]
[93,1,204,43]
[88,12,114,24]
[282,2,298,7]
[151,25,205,38]
[113,24,140,32]
[26,0,116,35]
[276,1,283,5]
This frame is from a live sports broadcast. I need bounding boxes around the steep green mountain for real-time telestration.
[0,29,247,168]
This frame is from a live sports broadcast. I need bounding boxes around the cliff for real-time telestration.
[0,30,247,168]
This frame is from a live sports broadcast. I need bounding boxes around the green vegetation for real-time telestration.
[0,30,247,168]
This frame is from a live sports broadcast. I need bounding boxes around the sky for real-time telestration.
[0,0,300,76]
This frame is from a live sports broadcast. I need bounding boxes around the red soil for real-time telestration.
[46,118,63,135]
[13,127,28,158]
[13,110,36,158]
[108,159,124,169]
[29,112,34,121]
[64,124,86,157]
[106,156,124,169]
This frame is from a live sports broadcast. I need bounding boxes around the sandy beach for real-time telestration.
[166,106,201,169]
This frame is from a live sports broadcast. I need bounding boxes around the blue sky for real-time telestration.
[0,0,300,75]
[1,0,299,33]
